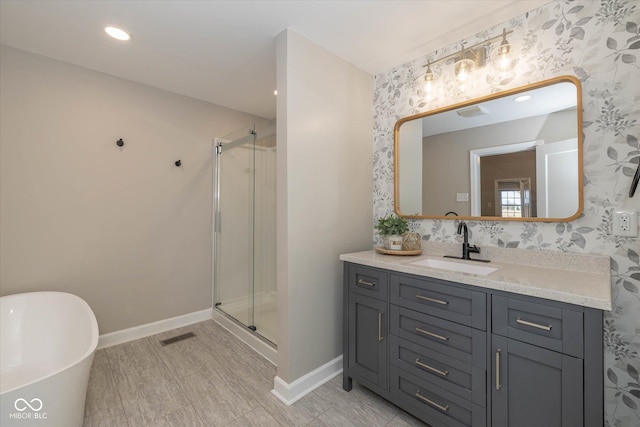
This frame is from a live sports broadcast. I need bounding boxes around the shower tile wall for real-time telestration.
[372,1,639,424]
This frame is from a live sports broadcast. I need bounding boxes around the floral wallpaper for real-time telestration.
[372,0,639,425]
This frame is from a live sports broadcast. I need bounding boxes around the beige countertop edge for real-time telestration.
[340,251,612,311]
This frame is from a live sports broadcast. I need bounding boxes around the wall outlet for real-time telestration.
[612,210,638,237]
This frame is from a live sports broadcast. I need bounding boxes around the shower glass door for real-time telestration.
[214,120,276,345]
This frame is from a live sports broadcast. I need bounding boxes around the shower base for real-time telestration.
[216,291,277,344]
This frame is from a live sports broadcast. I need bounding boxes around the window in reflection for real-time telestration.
[496,179,531,218]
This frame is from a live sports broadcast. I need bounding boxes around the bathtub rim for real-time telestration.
[0,291,99,395]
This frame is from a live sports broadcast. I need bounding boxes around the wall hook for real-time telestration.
[175,160,182,167]
[116,138,124,147]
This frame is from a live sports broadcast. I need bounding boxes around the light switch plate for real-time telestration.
[456,193,469,202]
[612,210,638,237]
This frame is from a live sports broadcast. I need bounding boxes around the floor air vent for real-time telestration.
[159,332,196,346]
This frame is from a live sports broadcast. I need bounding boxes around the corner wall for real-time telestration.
[276,29,373,388]
[0,45,260,333]
[373,1,639,424]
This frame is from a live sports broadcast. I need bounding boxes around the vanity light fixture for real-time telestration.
[454,46,476,92]
[454,46,477,82]
[491,28,519,80]
[493,29,513,70]
[423,61,438,100]
[421,28,515,97]
[105,26,131,41]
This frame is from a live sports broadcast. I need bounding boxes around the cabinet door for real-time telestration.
[491,335,583,427]
[348,292,387,390]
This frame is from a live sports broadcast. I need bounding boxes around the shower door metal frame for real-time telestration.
[213,129,257,331]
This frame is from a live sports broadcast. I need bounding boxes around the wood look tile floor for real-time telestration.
[83,320,426,427]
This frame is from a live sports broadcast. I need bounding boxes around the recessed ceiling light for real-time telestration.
[105,26,131,41]
[515,95,531,102]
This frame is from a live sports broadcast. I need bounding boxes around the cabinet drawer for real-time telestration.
[390,366,486,427]
[348,264,388,298]
[492,295,583,358]
[391,305,486,367]
[390,274,486,329]
[390,335,485,406]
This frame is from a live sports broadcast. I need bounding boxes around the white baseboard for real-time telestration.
[211,309,277,365]
[97,308,213,349]
[271,355,343,406]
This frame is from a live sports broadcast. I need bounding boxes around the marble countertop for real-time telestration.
[340,242,612,311]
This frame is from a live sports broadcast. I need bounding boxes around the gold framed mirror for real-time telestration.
[394,75,583,222]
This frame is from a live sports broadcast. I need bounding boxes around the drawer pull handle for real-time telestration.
[415,327,449,341]
[378,312,384,342]
[357,279,376,287]
[415,294,449,305]
[516,317,552,331]
[415,391,449,412]
[415,358,449,377]
[496,349,502,390]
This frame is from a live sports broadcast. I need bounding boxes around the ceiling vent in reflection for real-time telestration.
[456,105,488,118]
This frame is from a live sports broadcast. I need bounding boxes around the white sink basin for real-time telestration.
[411,258,497,276]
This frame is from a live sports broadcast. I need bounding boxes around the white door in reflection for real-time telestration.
[536,138,578,218]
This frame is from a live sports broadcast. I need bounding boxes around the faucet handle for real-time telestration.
[469,244,480,254]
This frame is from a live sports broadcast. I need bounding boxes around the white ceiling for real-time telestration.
[0,1,551,119]
[421,81,578,137]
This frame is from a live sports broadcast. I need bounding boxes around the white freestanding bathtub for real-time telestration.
[0,292,99,427]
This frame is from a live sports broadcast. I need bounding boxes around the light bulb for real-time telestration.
[421,62,439,101]
[496,43,511,70]
[455,58,474,82]
[491,30,519,81]
[424,72,436,100]
[498,55,509,70]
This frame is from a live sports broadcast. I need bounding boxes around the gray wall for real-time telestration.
[276,29,373,383]
[0,45,260,333]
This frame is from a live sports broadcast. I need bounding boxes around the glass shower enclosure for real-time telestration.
[213,120,277,345]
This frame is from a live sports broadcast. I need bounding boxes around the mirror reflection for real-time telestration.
[394,76,583,221]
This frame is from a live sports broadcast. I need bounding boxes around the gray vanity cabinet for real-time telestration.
[490,294,603,427]
[348,292,387,391]
[343,262,604,427]
[344,265,388,394]
[491,334,583,427]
